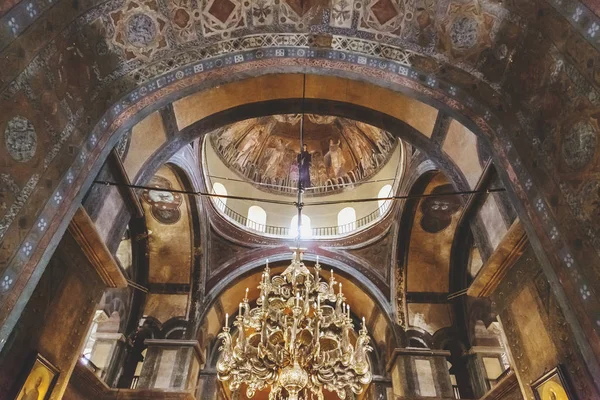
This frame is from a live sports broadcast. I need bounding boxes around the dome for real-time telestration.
[209,115,398,196]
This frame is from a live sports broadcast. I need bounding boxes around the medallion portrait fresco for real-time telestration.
[419,184,462,234]
[3,0,600,392]
[142,175,184,224]
[209,115,397,195]
[4,116,36,163]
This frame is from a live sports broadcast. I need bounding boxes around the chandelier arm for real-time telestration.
[217,250,373,398]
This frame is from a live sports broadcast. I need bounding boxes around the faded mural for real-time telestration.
[2,0,600,395]
[210,115,397,195]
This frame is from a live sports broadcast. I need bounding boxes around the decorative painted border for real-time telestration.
[0,0,57,47]
[549,0,600,51]
[0,43,598,352]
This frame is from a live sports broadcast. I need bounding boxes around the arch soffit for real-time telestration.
[128,73,473,190]
[198,252,399,347]
[0,60,597,369]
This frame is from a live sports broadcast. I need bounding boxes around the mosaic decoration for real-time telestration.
[142,175,183,224]
[2,0,600,370]
[450,16,478,50]
[561,119,598,171]
[330,0,355,28]
[279,0,323,25]
[165,0,197,44]
[251,0,274,26]
[115,130,132,160]
[210,115,397,195]
[200,0,246,37]
[125,13,157,48]
[359,0,413,35]
[4,116,37,163]
[437,2,494,62]
[108,0,169,61]
[395,259,405,327]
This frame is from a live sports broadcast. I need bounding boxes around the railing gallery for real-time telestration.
[213,199,391,238]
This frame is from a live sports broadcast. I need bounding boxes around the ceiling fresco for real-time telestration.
[141,175,184,224]
[419,183,462,234]
[402,173,462,336]
[3,0,600,372]
[208,115,398,195]
[141,165,193,286]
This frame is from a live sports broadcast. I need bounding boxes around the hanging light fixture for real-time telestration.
[216,251,373,399]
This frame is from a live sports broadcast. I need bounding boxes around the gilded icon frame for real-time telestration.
[531,365,575,400]
[14,353,60,400]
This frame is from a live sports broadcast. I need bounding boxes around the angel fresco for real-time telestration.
[309,152,326,188]
[262,138,288,180]
[324,139,346,177]
[233,128,263,170]
[216,119,255,151]
[210,116,398,194]
[355,121,394,153]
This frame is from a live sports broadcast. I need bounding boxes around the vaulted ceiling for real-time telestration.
[209,115,398,195]
[3,0,600,380]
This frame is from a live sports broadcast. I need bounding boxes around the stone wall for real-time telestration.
[491,246,600,399]
[0,233,104,399]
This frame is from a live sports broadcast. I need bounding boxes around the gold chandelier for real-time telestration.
[216,251,373,399]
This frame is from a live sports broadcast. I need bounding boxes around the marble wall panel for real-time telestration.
[143,294,189,323]
[123,111,167,180]
[443,120,483,189]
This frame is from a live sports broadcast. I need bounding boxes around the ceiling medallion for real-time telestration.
[217,251,373,399]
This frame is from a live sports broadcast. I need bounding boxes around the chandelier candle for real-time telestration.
[216,251,373,399]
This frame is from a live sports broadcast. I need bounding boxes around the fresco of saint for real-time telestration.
[324,139,345,178]
[262,138,288,179]
[233,128,263,170]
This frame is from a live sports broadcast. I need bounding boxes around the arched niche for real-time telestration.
[197,255,400,372]
[2,71,598,380]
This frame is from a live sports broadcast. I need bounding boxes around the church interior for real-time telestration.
[1,0,600,399]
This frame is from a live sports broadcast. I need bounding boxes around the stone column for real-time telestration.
[465,346,508,398]
[387,348,454,399]
[368,375,393,399]
[0,225,121,399]
[196,370,225,400]
[137,339,203,391]
[89,332,126,385]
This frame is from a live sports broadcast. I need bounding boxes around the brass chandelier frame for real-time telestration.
[217,74,372,399]
[216,252,373,399]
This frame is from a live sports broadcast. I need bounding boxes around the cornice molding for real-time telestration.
[386,348,452,373]
[479,370,520,400]
[467,218,528,298]
[67,207,128,288]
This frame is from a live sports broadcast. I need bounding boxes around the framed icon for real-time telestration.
[15,353,59,400]
[531,365,575,400]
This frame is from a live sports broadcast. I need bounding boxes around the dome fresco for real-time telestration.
[209,115,398,196]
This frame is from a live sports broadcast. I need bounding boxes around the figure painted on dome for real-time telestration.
[297,143,312,190]
[263,138,288,180]
[216,119,255,151]
[356,121,394,153]
[233,127,263,170]
[324,139,345,178]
